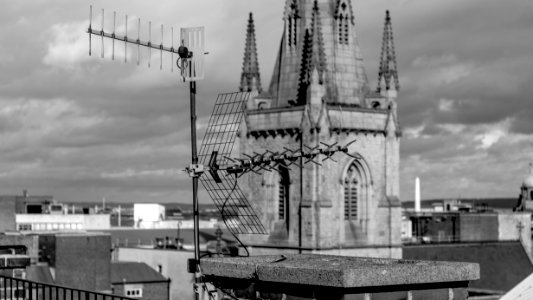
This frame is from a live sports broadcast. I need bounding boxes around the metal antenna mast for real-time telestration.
[88,6,362,298]
[87,5,206,296]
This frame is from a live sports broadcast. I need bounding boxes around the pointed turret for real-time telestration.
[296,1,327,105]
[240,12,262,93]
[376,10,399,94]
[266,0,369,107]
[296,29,313,105]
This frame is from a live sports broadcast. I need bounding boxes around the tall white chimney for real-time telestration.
[415,177,421,212]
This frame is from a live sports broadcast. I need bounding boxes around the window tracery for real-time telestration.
[344,162,360,220]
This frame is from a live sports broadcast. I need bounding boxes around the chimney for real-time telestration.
[415,177,421,212]
[22,189,28,198]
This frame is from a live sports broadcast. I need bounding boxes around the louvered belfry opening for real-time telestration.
[286,0,299,48]
[344,162,359,220]
[278,165,291,226]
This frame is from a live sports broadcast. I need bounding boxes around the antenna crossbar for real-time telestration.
[189,140,359,181]
[88,6,206,80]
[87,28,180,55]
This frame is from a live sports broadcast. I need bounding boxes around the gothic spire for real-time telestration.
[309,0,327,83]
[240,12,262,93]
[376,10,399,93]
[296,1,327,105]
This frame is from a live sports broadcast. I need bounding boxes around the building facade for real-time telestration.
[238,1,402,257]
[39,233,112,292]
[515,163,533,211]
[111,262,170,300]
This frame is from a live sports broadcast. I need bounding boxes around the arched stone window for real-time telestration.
[342,157,371,224]
[257,101,267,110]
[344,162,359,220]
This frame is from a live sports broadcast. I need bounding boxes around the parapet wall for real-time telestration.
[201,254,479,300]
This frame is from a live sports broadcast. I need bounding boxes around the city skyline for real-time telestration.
[0,0,532,203]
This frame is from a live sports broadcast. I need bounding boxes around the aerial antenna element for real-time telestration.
[87,5,204,81]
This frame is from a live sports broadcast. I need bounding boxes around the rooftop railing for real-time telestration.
[0,275,135,300]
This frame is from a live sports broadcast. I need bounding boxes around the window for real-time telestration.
[125,286,143,298]
[286,0,299,48]
[344,162,359,220]
[337,1,350,45]
[257,101,267,110]
[12,268,26,279]
[278,165,290,227]
[279,183,287,219]
[18,224,32,231]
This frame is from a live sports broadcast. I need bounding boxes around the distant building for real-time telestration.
[38,232,112,292]
[403,166,533,296]
[0,190,111,232]
[405,211,531,253]
[514,163,533,211]
[0,250,31,299]
[0,232,111,292]
[0,197,16,232]
[116,248,193,300]
[239,0,402,258]
[0,190,54,232]
[0,250,31,278]
[4,190,112,232]
[0,231,168,299]
[134,204,165,228]
[133,204,219,230]
[1,234,37,259]
[111,261,170,300]
[14,190,54,214]
[404,241,532,296]
[16,214,110,232]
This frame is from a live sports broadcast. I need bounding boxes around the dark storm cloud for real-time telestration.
[358,0,533,139]
[354,0,533,199]
[1,0,532,203]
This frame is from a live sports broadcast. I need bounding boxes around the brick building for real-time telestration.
[111,262,170,300]
[238,0,402,257]
[39,233,112,292]
[0,197,16,232]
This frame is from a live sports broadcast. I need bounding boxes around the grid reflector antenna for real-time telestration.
[87,5,204,82]
[198,92,267,235]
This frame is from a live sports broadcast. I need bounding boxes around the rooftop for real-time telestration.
[404,241,533,292]
[111,261,168,284]
[201,254,479,288]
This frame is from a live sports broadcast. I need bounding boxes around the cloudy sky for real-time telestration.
[1,0,532,204]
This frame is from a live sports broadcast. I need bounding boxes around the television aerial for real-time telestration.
[87,5,359,298]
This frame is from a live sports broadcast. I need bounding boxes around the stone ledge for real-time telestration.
[200,254,479,288]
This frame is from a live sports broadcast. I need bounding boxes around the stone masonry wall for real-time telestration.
[0,196,16,232]
[240,106,401,253]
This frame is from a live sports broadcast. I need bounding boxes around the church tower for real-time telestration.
[239,1,402,258]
